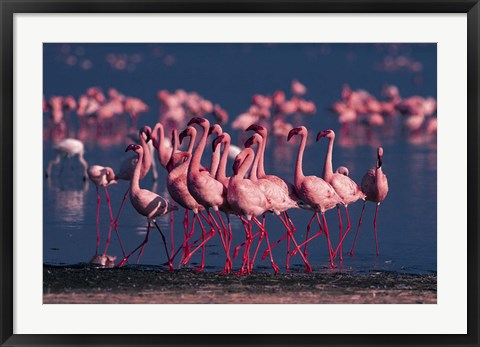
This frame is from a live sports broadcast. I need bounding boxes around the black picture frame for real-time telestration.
[1,1,479,346]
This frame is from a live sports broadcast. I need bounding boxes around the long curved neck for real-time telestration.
[210,140,221,176]
[139,133,151,173]
[216,137,230,182]
[249,144,261,180]
[237,152,254,179]
[190,123,208,173]
[131,150,143,193]
[322,136,334,181]
[294,133,307,183]
[152,124,164,149]
[187,131,196,154]
[258,134,267,177]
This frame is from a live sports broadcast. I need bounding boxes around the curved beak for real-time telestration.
[212,134,225,151]
[244,136,256,148]
[125,144,138,152]
[179,129,188,145]
[188,117,206,126]
[287,128,300,142]
[245,124,263,133]
[232,158,241,175]
[316,130,329,142]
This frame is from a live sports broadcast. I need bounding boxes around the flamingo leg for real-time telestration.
[333,206,352,259]
[291,213,323,256]
[349,201,366,257]
[249,221,266,273]
[236,217,252,274]
[95,187,101,254]
[114,188,130,228]
[169,200,176,258]
[103,186,127,257]
[373,203,380,256]
[215,210,232,274]
[320,212,335,268]
[277,214,312,272]
[304,213,317,257]
[153,220,174,271]
[337,206,344,261]
[116,221,152,268]
[252,217,279,274]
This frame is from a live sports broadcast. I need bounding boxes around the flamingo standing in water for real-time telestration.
[244,133,312,272]
[46,138,89,181]
[87,165,126,258]
[116,144,177,269]
[317,129,365,261]
[350,147,389,256]
[113,126,153,228]
[287,126,343,268]
[227,148,279,274]
[184,117,230,271]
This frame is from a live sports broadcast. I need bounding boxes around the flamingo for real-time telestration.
[113,126,153,228]
[287,126,343,268]
[116,144,177,269]
[317,129,365,261]
[227,148,279,274]
[184,117,230,271]
[151,122,174,169]
[166,126,216,271]
[208,124,223,177]
[46,138,88,181]
[350,147,389,256]
[245,133,312,272]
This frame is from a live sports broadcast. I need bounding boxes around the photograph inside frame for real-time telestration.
[42,43,437,304]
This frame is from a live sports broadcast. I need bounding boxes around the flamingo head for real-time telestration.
[188,117,209,127]
[335,166,349,176]
[245,124,267,137]
[105,167,117,183]
[179,127,194,145]
[166,151,190,172]
[244,133,262,148]
[316,129,334,141]
[139,125,152,143]
[287,126,306,141]
[377,147,384,167]
[208,124,223,136]
[125,144,142,153]
[212,134,225,151]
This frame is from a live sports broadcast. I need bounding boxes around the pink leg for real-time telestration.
[333,206,352,259]
[291,213,323,256]
[103,187,127,257]
[337,206,344,261]
[216,210,232,274]
[116,221,152,268]
[349,201,366,257]
[252,217,279,274]
[95,187,101,254]
[169,200,176,257]
[114,188,130,228]
[249,222,266,272]
[277,214,312,272]
[320,212,335,268]
[373,203,380,256]
[236,217,252,274]
[304,213,317,257]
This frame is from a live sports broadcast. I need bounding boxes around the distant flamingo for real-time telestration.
[350,147,389,256]
[113,126,153,227]
[287,126,343,268]
[227,148,279,274]
[184,117,229,271]
[46,138,89,181]
[116,144,177,269]
[317,129,365,261]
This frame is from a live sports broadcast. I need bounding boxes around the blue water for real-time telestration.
[43,43,437,274]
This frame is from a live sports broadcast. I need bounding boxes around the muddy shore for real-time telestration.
[43,264,437,304]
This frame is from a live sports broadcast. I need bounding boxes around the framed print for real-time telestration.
[1,1,479,346]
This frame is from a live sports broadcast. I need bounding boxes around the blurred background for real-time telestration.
[43,43,437,274]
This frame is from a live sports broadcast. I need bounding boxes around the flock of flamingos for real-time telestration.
[44,80,436,274]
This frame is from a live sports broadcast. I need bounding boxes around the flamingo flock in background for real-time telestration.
[44,80,396,274]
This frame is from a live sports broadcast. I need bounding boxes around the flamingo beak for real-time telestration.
[316,130,329,142]
[287,128,300,142]
[188,117,206,126]
[179,130,188,145]
[232,159,240,175]
[245,124,263,133]
[166,158,174,173]
[212,134,225,151]
[125,144,139,152]
[244,136,255,148]
[171,130,176,147]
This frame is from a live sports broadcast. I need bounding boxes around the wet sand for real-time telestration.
[43,264,437,304]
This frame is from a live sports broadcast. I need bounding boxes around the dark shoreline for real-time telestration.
[43,264,436,304]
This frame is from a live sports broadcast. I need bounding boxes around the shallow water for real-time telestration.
[43,43,436,274]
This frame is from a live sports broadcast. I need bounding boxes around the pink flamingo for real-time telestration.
[350,147,389,256]
[287,126,343,268]
[87,165,125,257]
[116,144,177,268]
[124,97,148,130]
[46,138,89,181]
[113,126,153,228]
[316,129,365,261]
[227,148,279,274]
[184,117,230,271]
[151,122,174,169]
[245,133,312,272]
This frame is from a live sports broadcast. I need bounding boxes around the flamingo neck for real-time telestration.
[258,134,267,178]
[237,151,254,179]
[210,141,221,177]
[294,133,306,184]
[249,144,261,181]
[131,150,143,193]
[216,137,230,183]
[190,123,208,173]
[152,124,164,150]
[139,132,151,174]
[187,131,196,155]
[322,135,335,180]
